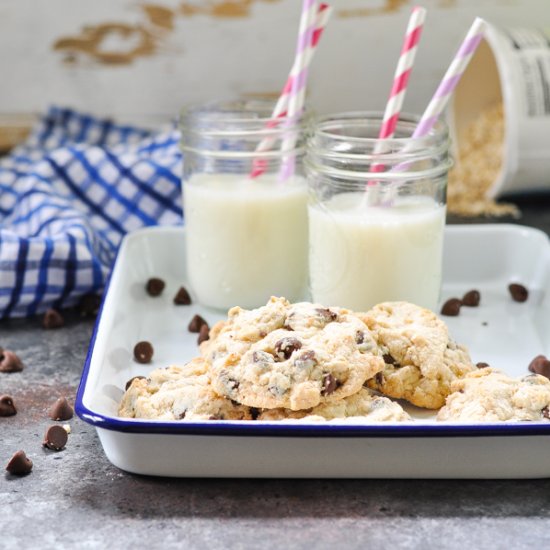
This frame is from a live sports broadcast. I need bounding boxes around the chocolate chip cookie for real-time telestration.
[118,357,253,421]
[438,368,550,421]
[361,302,475,409]
[204,297,384,411]
[258,388,411,422]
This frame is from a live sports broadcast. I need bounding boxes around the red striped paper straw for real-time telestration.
[378,6,426,140]
[412,17,486,139]
[249,3,332,179]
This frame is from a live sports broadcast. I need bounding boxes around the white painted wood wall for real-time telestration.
[0,0,547,125]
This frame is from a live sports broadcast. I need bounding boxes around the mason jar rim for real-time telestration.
[306,111,452,182]
[312,110,448,148]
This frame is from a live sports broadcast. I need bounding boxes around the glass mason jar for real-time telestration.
[180,99,309,311]
[306,112,450,312]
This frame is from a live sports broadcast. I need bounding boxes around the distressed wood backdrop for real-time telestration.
[0,0,546,146]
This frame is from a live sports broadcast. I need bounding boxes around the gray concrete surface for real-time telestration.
[2,201,550,550]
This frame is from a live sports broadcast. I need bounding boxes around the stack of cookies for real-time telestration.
[118,297,550,423]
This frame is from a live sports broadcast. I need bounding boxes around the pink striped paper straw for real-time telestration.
[370,6,426,179]
[257,0,318,181]
[249,3,332,179]
[378,6,426,140]
[412,17,486,139]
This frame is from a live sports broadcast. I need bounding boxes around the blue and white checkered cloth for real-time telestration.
[0,106,183,318]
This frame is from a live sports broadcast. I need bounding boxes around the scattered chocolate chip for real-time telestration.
[188,314,207,333]
[440,298,461,316]
[0,395,16,416]
[5,450,32,475]
[543,406,550,420]
[462,290,480,307]
[321,373,338,396]
[76,293,101,317]
[476,362,490,369]
[178,411,187,420]
[355,331,365,344]
[250,407,260,420]
[43,308,64,329]
[197,324,210,345]
[274,337,302,360]
[528,355,550,379]
[509,283,528,303]
[316,308,338,324]
[146,277,165,297]
[0,350,24,373]
[125,375,146,391]
[43,425,68,451]
[133,341,154,364]
[49,396,74,421]
[295,350,317,369]
[383,353,396,365]
[173,286,192,305]
[375,372,385,385]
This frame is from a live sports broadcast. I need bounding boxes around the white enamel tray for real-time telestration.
[76,224,550,478]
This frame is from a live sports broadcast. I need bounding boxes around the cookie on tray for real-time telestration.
[258,388,411,422]
[118,357,253,421]
[361,302,475,409]
[437,368,550,422]
[204,297,385,411]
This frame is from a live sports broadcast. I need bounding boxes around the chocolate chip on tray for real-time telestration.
[133,341,154,364]
[197,324,210,345]
[0,350,24,373]
[173,286,192,305]
[476,362,490,369]
[528,355,550,379]
[43,425,68,451]
[462,289,480,307]
[5,450,33,475]
[188,314,207,333]
[43,308,64,329]
[440,298,462,317]
[146,277,165,297]
[542,406,550,420]
[0,395,17,416]
[125,375,146,391]
[49,396,74,421]
[508,283,528,302]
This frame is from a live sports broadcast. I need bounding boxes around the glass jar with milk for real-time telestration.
[180,99,309,310]
[306,112,450,312]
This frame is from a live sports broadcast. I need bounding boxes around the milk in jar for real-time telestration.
[184,173,308,309]
[308,194,446,311]
[306,112,450,312]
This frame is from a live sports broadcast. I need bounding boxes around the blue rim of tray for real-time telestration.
[75,225,550,438]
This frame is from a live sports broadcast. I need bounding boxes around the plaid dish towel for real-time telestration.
[0,106,183,319]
